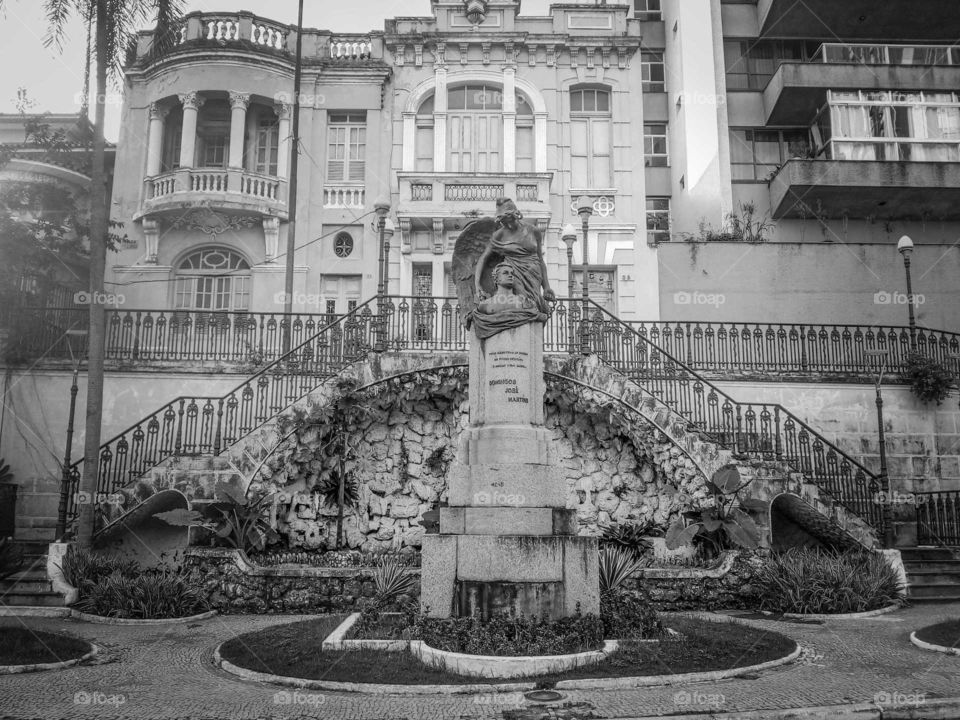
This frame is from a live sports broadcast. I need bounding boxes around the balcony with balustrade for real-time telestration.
[396,172,553,221]
[142,166,289,220]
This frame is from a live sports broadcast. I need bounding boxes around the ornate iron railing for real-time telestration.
[916,491,960,546]
[8,301,957,382]
[64,300,379,527]
[5,307,356,364]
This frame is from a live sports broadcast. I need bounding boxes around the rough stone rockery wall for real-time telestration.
[255,370,710,553]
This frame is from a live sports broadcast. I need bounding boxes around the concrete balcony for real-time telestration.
[397,172,553,220]
[764,62,960,125]
[768,159,960,220]
[141,168,288,219]
[758,0,960,40]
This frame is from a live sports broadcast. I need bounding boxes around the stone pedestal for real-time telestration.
[421,323,599,620]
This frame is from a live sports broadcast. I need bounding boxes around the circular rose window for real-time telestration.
[334,232,354,258]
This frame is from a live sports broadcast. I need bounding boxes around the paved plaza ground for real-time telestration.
[1,604,959,719]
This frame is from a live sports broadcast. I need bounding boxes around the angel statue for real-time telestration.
[452,198,556,339]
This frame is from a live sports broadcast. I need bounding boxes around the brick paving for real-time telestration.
[0,605,958,719]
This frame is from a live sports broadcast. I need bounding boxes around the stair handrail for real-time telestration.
[569,299,884,530]
[64,298,380,527]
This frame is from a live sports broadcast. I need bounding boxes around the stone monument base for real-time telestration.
[420,534,599,620]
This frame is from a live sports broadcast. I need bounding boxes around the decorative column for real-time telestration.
[275,103,292,179]
[534,113,548,172]
[228,92,250,168]
[146,102,168,177]
[263,217,280,263]
[142,218,160,264]
[402,112,416,171]
[433,66,448,172]
[178,92,204,169]
[502,66,516,173]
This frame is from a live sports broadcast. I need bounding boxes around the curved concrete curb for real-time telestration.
[759,604,901,620]
[0,643,98,675]
[213,644,537,695]
[554,643,801,690]
[410,639,618,679]
[910,631,960,656]
[322,612,408,651]
[69,609,218,625]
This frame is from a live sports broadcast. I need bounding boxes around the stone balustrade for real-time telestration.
[143,168,288,216]
[323,185,366,209]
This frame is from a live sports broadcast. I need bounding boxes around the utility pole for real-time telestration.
[282,0,305,354]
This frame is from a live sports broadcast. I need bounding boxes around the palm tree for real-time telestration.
[1,0,184,546]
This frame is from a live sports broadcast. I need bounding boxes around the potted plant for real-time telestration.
[901,352,956,405]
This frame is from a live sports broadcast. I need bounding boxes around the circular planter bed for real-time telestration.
[215,614,798,691]
[0,628,97,675]
[69,609,218,625]
[759,604,902,621]
[410,639,618,679]
[910,619,960,656]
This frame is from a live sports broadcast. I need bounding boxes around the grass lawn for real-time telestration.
[218,615,796,685]
[914,619,960,649]
[0,627,92,665]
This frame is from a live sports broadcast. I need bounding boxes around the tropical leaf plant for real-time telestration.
[154,483,279,554]
[665,465,764,557]
[599,522,655,557]
[371,556,416,605]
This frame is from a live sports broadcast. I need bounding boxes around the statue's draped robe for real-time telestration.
[471,227,549,340]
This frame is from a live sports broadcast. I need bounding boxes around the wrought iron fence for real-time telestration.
[64,300,379,527]
[916,491,960,546]
[7,300,957,382]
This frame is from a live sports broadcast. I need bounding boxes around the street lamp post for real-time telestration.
[949,353,960,411]
[897,235,918,351]
[865,348,895,547]
[56,329,88,539]
[576,197,593,355]
[561,223,577,355]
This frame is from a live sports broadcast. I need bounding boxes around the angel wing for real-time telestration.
[451,217,498,329]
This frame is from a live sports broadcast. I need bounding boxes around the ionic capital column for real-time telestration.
[228,91,251,169]
[146,102,169,177]
[178,92,205,168]
[275,102,292,179]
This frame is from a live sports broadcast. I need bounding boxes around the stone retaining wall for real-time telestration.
[183,548,419,614]
[624,552,765,611]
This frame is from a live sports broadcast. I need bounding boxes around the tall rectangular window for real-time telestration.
[160,107,183,173]
[254,117,279,176]
[646,198,671,244]
[641,52,665,92]
[327,112,366,182]
[729,128,812,181]
[570,88,612,187]
[644,124,668,166]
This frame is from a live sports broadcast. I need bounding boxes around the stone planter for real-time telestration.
[645,537,699,563]
[409,639,618,679]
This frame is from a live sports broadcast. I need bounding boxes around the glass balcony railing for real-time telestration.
[813,43,960,66]
[826,138,960,162]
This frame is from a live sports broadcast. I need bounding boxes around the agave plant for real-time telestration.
[598,545,646,594]
[599,522,655,557]
[155,483,279,554]
[371,556,416,606]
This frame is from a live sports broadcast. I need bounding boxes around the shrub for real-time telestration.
[902,352,955,405]
[371,556,416,605]
[756,548,904,615]
[600,588,663,640]
[407,609,605,656]
[599,522,654,557]
[73,569,210,619]
[57,545,138,592]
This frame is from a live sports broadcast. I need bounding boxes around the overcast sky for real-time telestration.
[0,0,553,141]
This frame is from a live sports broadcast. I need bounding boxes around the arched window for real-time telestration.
[174,247,251,311]
[415,95,435,171]
[448,83,503,172]
[570,86,612,187]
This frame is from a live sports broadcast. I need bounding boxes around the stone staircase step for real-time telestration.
[0,589,64,607]
[900,547,960,561]
[908,583,960,600]
[0,579,52,593]
[903,560,960,573]
[906,571,960,585]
